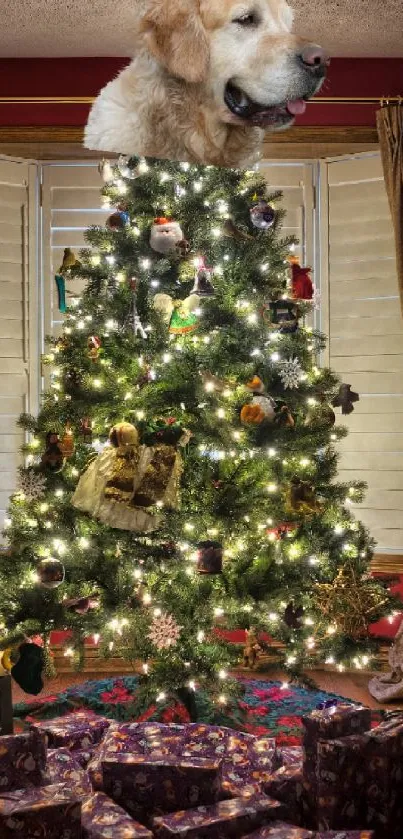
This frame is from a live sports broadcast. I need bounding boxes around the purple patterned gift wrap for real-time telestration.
[88,722,277,797]
[301,704,371,816]
[45,747,93,796]
[152,794,284,837]
[0,782,81,838]
[242,822,314,838]
[315,832,374,838]
[363,718,403,839]
[273,747,303,769]
[81,791,152,838]
[316,734,368,831]
[0,729,47,791]
[31,710,111,750]
[263,766,304,825]
[102,753,222,820]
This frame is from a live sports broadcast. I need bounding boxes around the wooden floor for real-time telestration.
[11,668,403,712]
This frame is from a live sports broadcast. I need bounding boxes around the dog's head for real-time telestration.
[140,0,329,131]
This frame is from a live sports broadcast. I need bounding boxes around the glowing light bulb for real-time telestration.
[218,669,227,680]
[143,593,152,605]
[93,634,100,645]
[267,483,277,493]
[156,691,166,702]
[197,630,205,642]
[267,448,276,457]
[218,694,227,704]
[55,489,64,498]
[216,408,225,419]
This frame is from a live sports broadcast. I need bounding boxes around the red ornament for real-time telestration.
[267,523,296,541]
[88,336,101,361]
[291,263,313,300]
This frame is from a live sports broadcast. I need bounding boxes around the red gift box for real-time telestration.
[152,794,284,837]
[0,782,81,838]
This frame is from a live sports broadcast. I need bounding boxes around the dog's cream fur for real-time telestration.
[85,0,324,167]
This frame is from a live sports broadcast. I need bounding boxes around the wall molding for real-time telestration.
[0,125,379,146]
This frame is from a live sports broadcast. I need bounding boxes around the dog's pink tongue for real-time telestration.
[286,98,307,115]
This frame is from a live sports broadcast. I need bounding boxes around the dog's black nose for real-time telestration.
[299,44,330,72]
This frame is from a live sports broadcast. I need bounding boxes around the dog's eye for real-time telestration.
[234,12,259,26]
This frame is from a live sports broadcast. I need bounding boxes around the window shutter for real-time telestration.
[321,152,403,552]
[0,158,38,537]
[41,162,110,340]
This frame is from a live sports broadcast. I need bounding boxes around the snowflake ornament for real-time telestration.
[16,469,47,501]
[280,358,303,389]
[148,611,182,650]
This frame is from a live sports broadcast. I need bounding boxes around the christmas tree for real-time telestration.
[0,156,393,719]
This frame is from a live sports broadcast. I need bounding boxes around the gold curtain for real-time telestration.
[376,104,403,314]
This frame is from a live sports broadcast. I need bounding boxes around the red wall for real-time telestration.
[0,57,402,128]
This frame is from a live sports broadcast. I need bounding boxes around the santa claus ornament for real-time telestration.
[291,262,313,300]
[150,216,185,255]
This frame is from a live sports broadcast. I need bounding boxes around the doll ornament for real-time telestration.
[72,421,186,532]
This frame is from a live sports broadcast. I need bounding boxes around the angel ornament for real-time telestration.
[153,292,200,335]
[369,621,403,702]
[72,421,187,532]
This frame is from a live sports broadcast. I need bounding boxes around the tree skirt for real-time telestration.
[13,676,381,744]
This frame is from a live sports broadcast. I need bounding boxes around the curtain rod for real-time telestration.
[0,96,401,105]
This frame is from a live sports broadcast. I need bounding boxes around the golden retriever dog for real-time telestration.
[84,0,329,167]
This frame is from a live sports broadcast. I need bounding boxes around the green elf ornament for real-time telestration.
[153,292,200,335]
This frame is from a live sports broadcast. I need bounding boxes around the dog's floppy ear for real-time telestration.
[140,0,209,83]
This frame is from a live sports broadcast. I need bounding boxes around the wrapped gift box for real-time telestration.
[242,823,313,838]
[317,718,403,838]
[221,780,263,800]
[88,722,185,789]
[82,791,152,838]
[88,722,276,795]
[31,710,111,750]
[263,766,304,824]
[152,794,284,837]
[302,704,371,815]
[316,832,374,838]
[0,782,81,838]
[45,747,93,796]
[102,754,222,820]
[316,733,368,831]
[274,747,303,768]
[363,718,403,839]
[0,729,47,791]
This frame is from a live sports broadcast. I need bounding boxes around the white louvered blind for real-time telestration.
[41,162,110,340]
[260,161,315,269]
[0,157,39,536]
[320,152,403,552]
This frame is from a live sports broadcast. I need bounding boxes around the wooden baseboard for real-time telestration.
[0,124,378,146]
[50,640,391,677]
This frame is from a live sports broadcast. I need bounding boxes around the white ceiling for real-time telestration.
[2,0,403,57]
